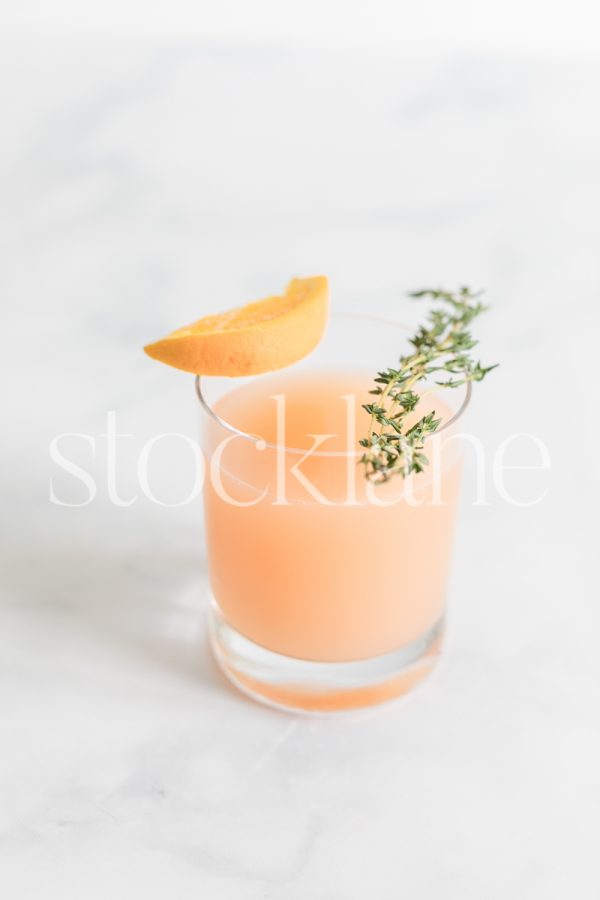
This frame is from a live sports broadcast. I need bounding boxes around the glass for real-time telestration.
[196,313,470,713]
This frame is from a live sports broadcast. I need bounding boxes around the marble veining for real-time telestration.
[1,36,599,899]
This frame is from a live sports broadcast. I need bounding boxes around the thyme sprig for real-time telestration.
[359,287,497,482]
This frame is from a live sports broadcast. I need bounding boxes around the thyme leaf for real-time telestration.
[360,287,497,482]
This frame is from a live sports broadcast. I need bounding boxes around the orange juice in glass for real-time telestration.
[197,314,470,712]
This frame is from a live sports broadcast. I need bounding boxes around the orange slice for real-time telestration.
[144,276,329,376]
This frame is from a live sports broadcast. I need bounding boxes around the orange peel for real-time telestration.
[144,276,329,376]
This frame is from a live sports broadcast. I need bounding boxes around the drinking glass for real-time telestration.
[197,313,470,712]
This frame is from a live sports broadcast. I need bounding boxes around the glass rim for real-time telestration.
[195,311,472,458]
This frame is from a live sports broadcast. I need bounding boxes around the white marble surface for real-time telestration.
[1,36,600,898]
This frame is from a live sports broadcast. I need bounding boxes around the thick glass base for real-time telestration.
[208,600,445,714]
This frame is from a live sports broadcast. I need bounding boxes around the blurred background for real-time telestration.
[1,3,599,898]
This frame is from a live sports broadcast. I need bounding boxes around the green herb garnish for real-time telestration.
[359,287,497,482]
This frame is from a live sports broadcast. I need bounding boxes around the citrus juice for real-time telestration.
[202,367,462,663]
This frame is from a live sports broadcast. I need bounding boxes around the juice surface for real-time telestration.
[203,368,462,662]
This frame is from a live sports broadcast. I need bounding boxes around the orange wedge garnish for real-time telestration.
[144,276,329,376]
